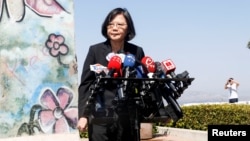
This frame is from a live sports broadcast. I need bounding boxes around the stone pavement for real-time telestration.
[0,134,187,141]
[79,135,192,141]
[0,127,207,141]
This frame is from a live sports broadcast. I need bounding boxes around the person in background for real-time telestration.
[224,77,240,103]
[77,7,145,141]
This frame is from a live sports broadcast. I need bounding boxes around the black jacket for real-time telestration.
[78,40,145,118]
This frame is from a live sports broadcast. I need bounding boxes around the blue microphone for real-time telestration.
[117,54,136,100]
[123,53,136,67]
[123,53,136,78]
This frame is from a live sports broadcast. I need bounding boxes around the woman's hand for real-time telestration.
[77,117,88,132]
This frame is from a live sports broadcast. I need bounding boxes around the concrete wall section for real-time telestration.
[0,0,78,139]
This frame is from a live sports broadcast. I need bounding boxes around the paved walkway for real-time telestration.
[0,127,207,141]
[143,135,191,141]
[80,135,190,141]
[0,134,191,141]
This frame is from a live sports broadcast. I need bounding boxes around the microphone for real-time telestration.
[153,60,180,101]
[123,53,137,77]
[135,65,147,78]
[107,55,122,77]
[123,53,136,67]
[117,54,136,100]
[117,49,126,62]
[161,59,194,98]
[141,56,156,74]
[90,64,108,74]
[106,52,116,61]
[106,50,125,63]
[152,61,165,78]
[160,59,181,98]
[161,59,176,78]
[151,60,183,121]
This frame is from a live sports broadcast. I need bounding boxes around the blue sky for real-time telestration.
[74,1,250,103]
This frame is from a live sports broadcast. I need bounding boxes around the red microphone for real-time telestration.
[107,55,122,77]
[161,59,176,77]
[141,56,156,73]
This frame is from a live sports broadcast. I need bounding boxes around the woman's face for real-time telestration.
[107,14,128,42]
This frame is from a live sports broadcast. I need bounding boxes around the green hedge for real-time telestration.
[159,103,250,131]
[80,103,250,137]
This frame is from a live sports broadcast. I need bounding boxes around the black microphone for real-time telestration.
[152,60,183,121]
[151,61,166,78]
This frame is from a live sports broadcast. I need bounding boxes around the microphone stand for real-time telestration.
[125,95,141,141]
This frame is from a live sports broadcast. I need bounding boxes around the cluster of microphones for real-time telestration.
[88,51,194,123]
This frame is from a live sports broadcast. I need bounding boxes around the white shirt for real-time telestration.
[226,83,238,99]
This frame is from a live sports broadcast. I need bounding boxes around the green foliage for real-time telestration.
[162,103,250,131]
[79,130,88,138]
[79,103,250,138]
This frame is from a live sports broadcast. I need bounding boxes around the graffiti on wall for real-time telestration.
[0,0,78,138]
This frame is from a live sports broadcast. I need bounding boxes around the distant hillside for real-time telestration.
[177,90,250,106]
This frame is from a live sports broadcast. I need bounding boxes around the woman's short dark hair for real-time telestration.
[101,7,136,41]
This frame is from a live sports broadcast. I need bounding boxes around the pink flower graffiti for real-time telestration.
[45,34,69,57]
[0,0,67,22]
[25,0,66,17]
[38,87,77,133]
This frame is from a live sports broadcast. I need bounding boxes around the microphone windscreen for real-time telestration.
[123,54,136,67]
[141,56,156,73]
[155,61,162,70]
[106,52,116,61]
[161,59,176,74]
[90,64,109,74]
[116,49,126,62]
[107,55,122,71]
[154,61,165,78]
[117,54,125,62]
